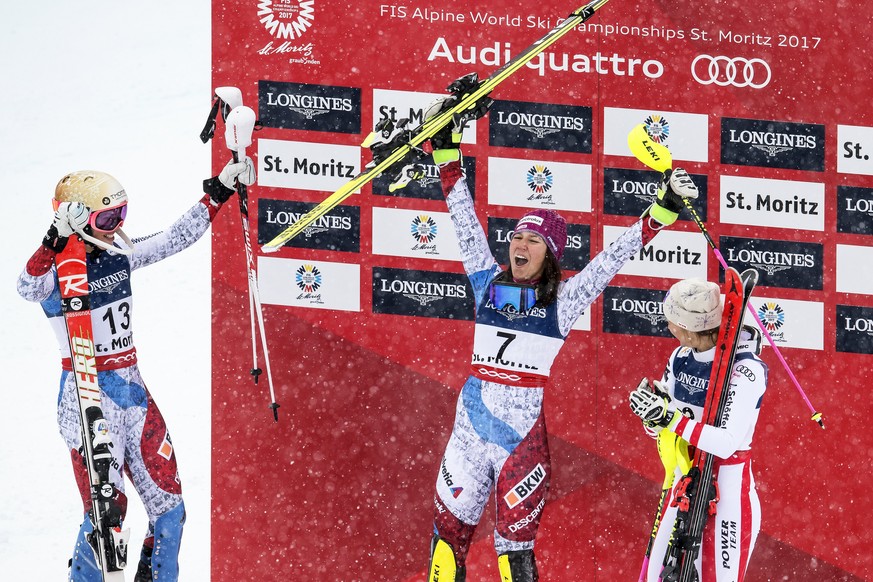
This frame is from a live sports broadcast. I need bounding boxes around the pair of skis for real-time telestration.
[259,0,612,251]
[57,237,130,581]
[201,87,280,421]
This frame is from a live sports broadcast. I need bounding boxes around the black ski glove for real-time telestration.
[204,157,256,204]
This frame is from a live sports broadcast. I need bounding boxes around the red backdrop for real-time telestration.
[210,1,872,579]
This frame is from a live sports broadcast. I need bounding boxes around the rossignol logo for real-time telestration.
[258,0,315,40]
[427,38,664,78]
[721,118,825,171]
[643,114,669,144]
[258,81,360,133]
[757,302,785,333]
[58,258,88,296]
[158,431,174,461]
[372,267,473,320]
[504,464,546,509]
[489,100,592,153]
[526,165,554,203]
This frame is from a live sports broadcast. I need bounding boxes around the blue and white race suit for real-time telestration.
[17,195,221,581]
[432,160,664,564]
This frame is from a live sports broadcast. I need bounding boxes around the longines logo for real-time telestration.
[372,267,473,320]
[721,117,825,171]
[603,167,708,221]
[489,100,592,153]
[258,80,360,133]
[837,305,873,355]
[721,236,822,290]
[257,199,360,252]
[602,287,673,338]
[837,185,873,236]
[373,156,476,201]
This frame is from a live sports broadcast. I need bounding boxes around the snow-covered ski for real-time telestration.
[56,234,130,581]
[658,267,758,582]
[261,0,611,251]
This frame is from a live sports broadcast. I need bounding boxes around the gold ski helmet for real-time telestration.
[55,170,127,207]
[54,170,128,232]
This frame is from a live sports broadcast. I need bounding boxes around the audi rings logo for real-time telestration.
[691,55,771,89]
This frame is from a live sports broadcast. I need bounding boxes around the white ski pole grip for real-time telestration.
[215,86,244,112]
[225,105,255,155]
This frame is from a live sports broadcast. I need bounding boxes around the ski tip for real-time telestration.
[811,411,825,429]
[261,243,280,254]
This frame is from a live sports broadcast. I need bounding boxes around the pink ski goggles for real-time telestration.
[89,203,127,233]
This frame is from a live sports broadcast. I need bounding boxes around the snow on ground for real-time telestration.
[0,3,212,579]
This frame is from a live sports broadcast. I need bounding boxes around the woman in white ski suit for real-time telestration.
[426,143,699,582]
[629,278,768,582]
[16,161,252,582]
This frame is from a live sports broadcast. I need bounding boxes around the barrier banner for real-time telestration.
[210,1,872,579]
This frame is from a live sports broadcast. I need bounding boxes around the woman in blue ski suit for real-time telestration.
[425,127,700,582]
[17,160,252,582]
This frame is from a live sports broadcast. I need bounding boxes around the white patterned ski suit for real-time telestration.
[432,160,663,564]
[17,195,219,581]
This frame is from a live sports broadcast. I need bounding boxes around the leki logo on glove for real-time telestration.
[504,464,546,509]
